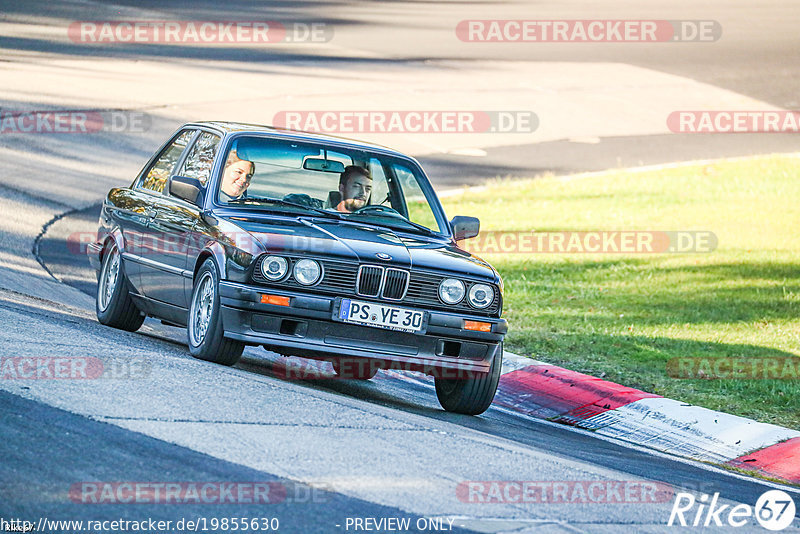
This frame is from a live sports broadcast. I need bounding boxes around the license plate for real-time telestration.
[336,298,426,334]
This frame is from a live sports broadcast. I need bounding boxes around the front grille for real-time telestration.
[383,268,409,300]
[251,255,499,316]
[322,265,358,293]
[357,265,383,297]
[356,266,409,300]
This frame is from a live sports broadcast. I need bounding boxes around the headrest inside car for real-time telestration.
[326,191,341,208]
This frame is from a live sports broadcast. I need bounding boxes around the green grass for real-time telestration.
[440,155,800,430]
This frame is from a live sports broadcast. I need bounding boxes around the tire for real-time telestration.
[435,342,503,415]
[331,357,380,380]
[188,259,244,366]
[96,242,145,332]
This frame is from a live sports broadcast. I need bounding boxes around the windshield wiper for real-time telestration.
[225,196,343,220]
[384,219,439,237]
[347,212,438,237]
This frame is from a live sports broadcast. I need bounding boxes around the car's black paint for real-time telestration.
[90,122,507,377]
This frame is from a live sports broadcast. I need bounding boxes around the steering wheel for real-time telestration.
[352,205,403,216]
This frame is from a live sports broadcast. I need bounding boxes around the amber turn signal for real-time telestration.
[260,294,290,306]
[464,320,491,332]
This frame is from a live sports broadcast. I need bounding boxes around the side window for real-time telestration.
[393,164,442,233]
[179,132,222,186]
[367,158,388,206]
[141,130,194,193]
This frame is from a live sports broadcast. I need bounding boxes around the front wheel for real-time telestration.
[188,260,244,366]
[96,242,145,332]
[435,342,503,415]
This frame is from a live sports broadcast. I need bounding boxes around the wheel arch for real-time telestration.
[99,228,125,263]
[193,243,226,282]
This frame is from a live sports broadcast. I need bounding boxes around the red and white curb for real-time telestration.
[496,352,800,485]
[265,349,799,485]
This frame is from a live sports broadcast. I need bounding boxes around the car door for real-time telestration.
[115,129,195,295]
[140,130,221,308]
[132,129,196,304]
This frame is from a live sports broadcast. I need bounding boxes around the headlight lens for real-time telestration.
[293,259,321,285]
[468,283,494,309]
[261,255,288,281]
[438,278,465,304]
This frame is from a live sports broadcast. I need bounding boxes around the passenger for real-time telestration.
[336,165,372,212]
[220,152,255,200]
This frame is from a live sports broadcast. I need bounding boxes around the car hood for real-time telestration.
[219,213,498,282]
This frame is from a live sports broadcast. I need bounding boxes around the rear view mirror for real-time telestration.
[451,215,480,240]
[169,175,204,205]
[303,157,345,173]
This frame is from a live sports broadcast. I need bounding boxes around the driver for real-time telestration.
[336,166,372,212]
[220,151,255,200]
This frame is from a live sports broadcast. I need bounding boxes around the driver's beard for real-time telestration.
[344,198,366,211]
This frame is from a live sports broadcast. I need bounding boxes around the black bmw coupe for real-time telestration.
[89,122,507,414]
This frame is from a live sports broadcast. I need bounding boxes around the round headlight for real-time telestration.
[261,255,288,281]
[468,283,494,309]
[438,278,465,304]
[293,259,321,286]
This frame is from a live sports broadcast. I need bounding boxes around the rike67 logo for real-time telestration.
[669,490,796,531]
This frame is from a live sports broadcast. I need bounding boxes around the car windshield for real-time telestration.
[215,136,444,234]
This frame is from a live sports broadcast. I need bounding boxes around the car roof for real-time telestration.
[187,121,409,158]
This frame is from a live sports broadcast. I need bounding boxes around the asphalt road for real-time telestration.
[2,0,799,185]
[2,285,798,533]
[0,389,450,534]
[3,0,799,108]
[2,1,800,532]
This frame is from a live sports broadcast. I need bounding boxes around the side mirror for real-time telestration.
[450,215,480,241]
[169,175,204,206]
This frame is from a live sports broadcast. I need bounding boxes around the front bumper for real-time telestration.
[219,281,507,373]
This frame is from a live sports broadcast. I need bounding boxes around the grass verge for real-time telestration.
[440,154,800,430]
